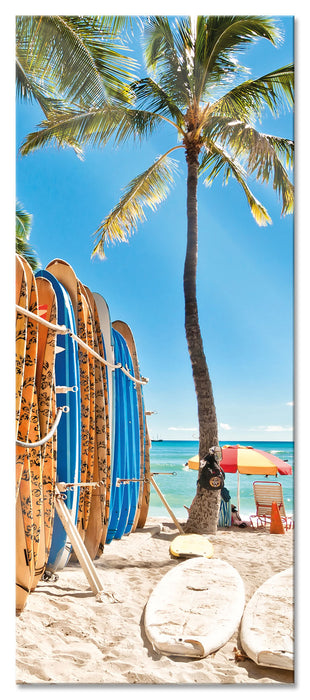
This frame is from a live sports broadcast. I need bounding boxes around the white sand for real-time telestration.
[15,517,294,686]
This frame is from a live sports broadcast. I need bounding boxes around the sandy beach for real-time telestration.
[15,516,294,686]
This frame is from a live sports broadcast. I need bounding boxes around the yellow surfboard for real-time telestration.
[169,533,214,559]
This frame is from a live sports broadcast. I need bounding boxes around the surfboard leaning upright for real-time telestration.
[144,557,245,658]
[112,320,145,533]
[240,566,294,671]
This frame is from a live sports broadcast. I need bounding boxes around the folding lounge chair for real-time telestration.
[250,481,293,530]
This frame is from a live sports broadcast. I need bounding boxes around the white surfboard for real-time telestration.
[144,557,245,658]
[240,566,293,671]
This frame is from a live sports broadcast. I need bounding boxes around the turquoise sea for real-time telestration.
[148,440,294,520]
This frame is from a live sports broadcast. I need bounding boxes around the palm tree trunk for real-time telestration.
[183,145,221,534]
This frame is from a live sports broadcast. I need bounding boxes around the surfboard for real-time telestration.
[112,332,136,539]
[240,566,293,670]
[31,275,58,588]
[16,256,28,436]
[92,293,114,555]
[16,256,42,612]
[46,260,93,540]
[82,285,108,560]
[169,534,214,559]
[137,419,151,529]
[105,330,126,544]
[144,557,245,658]
[117,331,141,536]
[36,270,81,572]
[112,321,145,533]
[16,256,28,493]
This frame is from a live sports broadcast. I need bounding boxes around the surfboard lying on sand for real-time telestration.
[169,533,214,559]
[144,557,245,658]
[240,566,293,670]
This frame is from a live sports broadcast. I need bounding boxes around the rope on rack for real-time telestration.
[16,303,148,386]
[16,406,67,448]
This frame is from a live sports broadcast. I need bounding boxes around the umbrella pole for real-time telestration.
[237,472,240,513]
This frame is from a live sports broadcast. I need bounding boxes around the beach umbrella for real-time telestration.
[187,445,292,512]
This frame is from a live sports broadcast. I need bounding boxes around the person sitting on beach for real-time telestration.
[231,504,247,528]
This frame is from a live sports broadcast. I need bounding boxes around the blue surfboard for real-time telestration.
[113,332,132,539]
[105,330,125,544]
[35,270,81,571]
[118,333,141,536]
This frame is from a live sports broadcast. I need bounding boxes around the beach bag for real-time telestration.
[198,455,225,491]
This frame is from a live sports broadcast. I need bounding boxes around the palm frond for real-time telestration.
[16,201,40,270]
[199,144,272,226]
[92,149,182,258]
[195,16,281,100]
[132,77,185,131]
[204,119,294,215]
[211,64,294,121]
[142,16,193,108]
[19,103,162,157]
[16,15,137,111]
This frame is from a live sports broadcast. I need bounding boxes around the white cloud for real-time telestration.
[249,425,293,432]
[168,426,198,432]
[265,425,293,432]
[220,423,232,430]
[286,401,294,406]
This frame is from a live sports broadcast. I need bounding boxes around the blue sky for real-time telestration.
[15,13,294,442]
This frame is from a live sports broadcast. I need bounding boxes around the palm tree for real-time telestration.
[16,201,40,271]
[19,16,294,533]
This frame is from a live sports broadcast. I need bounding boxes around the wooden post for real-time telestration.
[149,474,184,534]
[54,485,104,596]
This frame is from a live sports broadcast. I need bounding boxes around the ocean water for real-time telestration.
[148,440,294,521]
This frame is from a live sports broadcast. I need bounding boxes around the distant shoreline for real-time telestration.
[150,439,294,444]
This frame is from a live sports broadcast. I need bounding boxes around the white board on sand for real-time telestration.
[240,566,293,671]
[144,557,245,658]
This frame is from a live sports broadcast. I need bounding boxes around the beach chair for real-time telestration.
[249,481,293,530]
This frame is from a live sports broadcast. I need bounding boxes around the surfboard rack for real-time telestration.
[54,485,105,599]
[16,303,148,386]
[16,407,67,448]
[149,474,184,534]
[114,472,183,532]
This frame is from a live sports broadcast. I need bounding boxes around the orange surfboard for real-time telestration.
[16,256,42,612]
[84,286,111,558]
[31,275,58,589]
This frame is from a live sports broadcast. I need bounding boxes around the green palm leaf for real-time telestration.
[211,65,294,121]
[199,144,271,226]
[19,102,163,157]
[143,16,193,107]
[208,120,293,215]
[16,15,137,112]
[92,149,182,258]
[16,201,40,270]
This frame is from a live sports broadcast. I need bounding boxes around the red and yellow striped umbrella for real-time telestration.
[187,445,292,511]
